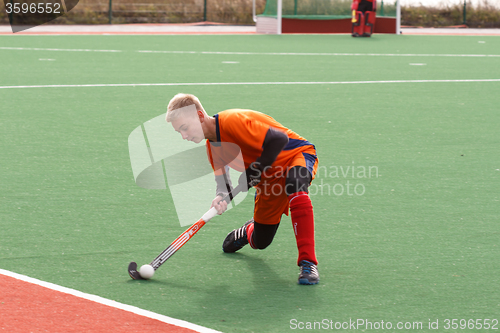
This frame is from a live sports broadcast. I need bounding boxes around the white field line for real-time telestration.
[0,268,222,333]
[138,50,500,58]
[0,79,499,90]
[0,47,122,52]
[1,47,500,57]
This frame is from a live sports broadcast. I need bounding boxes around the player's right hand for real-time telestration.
[211,195,228,215]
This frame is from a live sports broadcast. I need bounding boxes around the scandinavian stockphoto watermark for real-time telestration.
[129,109,380,226]
[310,163,379,197]
[250,162,379,198]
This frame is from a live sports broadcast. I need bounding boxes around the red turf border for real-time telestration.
[0,273,202,333]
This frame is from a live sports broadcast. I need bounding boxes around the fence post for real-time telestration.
[8,0,13,23]
[108,0,112,24]
[204,0,207,21]
[462,0,466,25]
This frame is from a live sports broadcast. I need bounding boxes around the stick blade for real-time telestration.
[128,261,145,280]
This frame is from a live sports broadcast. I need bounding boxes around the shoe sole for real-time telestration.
[298,278,319,285]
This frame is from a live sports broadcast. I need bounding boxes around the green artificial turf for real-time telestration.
[1,34,499,332]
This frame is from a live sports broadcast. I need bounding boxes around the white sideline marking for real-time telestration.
[409,63,426,66]
[0,79,499,90]
[137,50,500,58]
[1,47,499,58]
[0,47,122,52]
[0,269,222,333]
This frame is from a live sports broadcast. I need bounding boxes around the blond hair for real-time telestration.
[166,93,205,122]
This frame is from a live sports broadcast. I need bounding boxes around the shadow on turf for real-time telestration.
[124,253,292,287]
[222,252,291,286]
[208,253,324,327]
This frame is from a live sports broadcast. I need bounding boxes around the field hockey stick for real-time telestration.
[128,183,244,280]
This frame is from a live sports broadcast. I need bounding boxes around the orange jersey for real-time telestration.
[206,109,318,224]
[206,109,316,175]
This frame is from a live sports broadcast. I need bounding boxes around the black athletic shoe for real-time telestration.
[298,260,319,285]
[222,219,253,253]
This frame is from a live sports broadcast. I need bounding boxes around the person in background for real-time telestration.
[352,0,377,37]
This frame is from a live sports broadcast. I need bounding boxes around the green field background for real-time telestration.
[1,35,499,332]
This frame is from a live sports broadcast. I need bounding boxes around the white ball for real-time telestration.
[139,264,155,279]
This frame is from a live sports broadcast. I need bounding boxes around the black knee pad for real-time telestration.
[285,166,312,196]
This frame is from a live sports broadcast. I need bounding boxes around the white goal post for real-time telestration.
[396,0,401,35]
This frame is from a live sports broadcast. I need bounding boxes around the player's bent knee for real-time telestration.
[251,221,279,250]
[286,166,312,196]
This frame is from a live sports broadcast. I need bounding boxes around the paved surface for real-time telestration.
[0,23,499,35]
[400,27,500,35]
[0,23,256,34]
